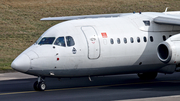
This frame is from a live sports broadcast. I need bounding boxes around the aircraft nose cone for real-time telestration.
[11,54,30,72]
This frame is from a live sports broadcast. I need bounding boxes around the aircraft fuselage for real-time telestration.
[11,12,180,78]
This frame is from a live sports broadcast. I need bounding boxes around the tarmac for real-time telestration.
[1,72,180,101]
[0,72,36,81]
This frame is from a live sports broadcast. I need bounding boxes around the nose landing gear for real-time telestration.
[33,76,46,91]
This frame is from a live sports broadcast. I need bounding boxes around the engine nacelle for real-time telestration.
[157,34,180,64]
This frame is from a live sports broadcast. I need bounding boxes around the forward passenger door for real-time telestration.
[81,26,100,59]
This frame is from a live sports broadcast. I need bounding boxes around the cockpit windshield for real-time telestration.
[54,37,66,47]
[38,37,55,45]
[54,36,75,47]
[35,36,42,44]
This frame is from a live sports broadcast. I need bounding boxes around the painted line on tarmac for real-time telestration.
[0,91,37,96]
[114,95,180,101]
[0,80,180,96]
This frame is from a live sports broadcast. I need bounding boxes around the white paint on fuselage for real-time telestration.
[16,13,180,77]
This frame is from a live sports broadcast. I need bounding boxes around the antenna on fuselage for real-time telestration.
[165,7,169,12]
[88,76,92,81]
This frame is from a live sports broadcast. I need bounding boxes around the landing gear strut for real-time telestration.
[33,76,46,91]
[137,72,158,80]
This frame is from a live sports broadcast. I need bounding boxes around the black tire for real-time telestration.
[138,72,157,80]
[33,81,39,91]
[38,82,46,91]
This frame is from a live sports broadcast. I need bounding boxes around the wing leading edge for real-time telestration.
[154,11,180,26]
[40,13,131,21]
[41,11,180,26]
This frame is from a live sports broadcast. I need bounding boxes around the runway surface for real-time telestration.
[1,72,180,101]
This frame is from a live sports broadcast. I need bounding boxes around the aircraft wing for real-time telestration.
[153,13,180,26]
[41,13,130,21]
[41,11,180,26]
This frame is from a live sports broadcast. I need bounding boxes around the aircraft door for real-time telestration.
[81,26,100,59]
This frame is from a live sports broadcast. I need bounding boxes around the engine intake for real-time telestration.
[157,34,180,64]
[157,42,171,63]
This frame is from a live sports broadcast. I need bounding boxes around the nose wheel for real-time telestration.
[33,77,46,91]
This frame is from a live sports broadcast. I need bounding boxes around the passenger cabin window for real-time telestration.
[66,36,75,46]
[117,38,120,44]
[54,37,66,47]
[124,38,127,44]
[143,37,147,42]
[163,35,166,41]
[110,38,114,44]
[150,36,153,42]
[38,37,55,45]
[130,37,134,43]
[137,37,140,43]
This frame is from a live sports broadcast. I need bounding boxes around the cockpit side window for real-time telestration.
[38,37,55,45]
[54,37,66,47]
[66,36,75,46]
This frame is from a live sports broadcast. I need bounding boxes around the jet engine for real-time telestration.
[157,34,180,64]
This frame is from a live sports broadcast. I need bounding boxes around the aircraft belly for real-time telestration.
[27,64,163,77]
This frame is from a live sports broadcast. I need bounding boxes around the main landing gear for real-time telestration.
[33,76,46,91]
[137,72,158,80]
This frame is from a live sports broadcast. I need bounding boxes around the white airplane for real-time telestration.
[11,8,180,91]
